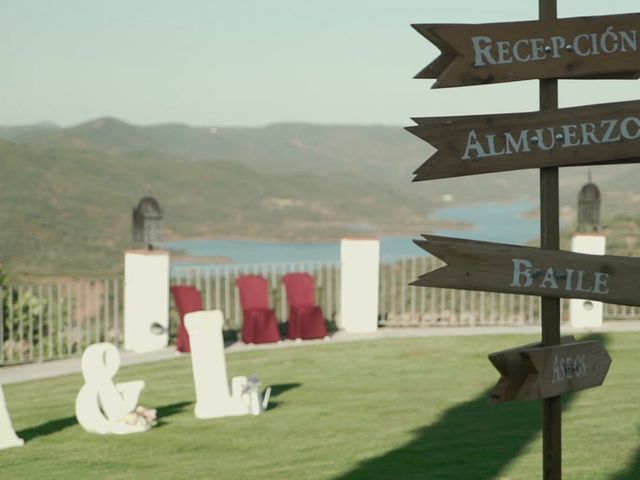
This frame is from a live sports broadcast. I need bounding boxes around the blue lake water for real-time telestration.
[432,201,539,244]
[163,201,539,265]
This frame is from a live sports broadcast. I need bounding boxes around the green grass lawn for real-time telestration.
[2,332,640,479]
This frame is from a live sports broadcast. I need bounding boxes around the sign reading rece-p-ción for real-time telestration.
[414,13,640,88]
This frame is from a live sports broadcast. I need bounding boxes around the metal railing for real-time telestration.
[2,257,639,366]
[171,261,341,331]
[0,279,122,366]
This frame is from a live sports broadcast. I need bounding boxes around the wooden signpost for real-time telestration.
[414,13,640,88]
[518,340,612,400]
[488,336,574,404]
[408,1,638,478]
[488,336,612,403]
[407,100,640,180]
[413,234,640,307]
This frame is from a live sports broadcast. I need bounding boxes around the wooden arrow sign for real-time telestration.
[413,235,640,307]
[488,336,576,404]
[414,13,640,88]
[407,100,640,181]
[489,337,611,403]
[518,340,612,400]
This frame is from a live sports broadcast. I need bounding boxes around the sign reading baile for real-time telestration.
[413,235,640,307]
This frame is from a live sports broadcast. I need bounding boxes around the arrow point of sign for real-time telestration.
[488,376,513,405]
[415,59,456,81]
[413,237,438,256]
[411,152,444,182]
[411,238,457,288]
[411,24,458,83]
[514,352,541,401]
[405,124,443,182]
[413,161,438,182]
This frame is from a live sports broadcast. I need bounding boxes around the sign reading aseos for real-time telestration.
[408,100,640,180]
[488,336,576,404]
[518,340,612,400]
[488,337,611,403]
[412,234,640,307]
[414,13,640,88]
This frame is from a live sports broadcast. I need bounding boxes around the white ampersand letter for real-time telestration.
[75,343,148,435]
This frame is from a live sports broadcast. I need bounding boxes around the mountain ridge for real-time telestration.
[2,117,636,278]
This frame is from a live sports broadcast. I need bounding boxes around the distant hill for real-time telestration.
[11,117,549,201]
[0,122,60,140]
[1,118,638,278]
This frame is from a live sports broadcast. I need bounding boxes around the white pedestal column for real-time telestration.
[570,234,606,328]
[340,238,380,333]
[124,250,170,353]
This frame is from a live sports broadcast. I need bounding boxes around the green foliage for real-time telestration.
[0,273,117,363]
[1,273,59,362]
[2,272,41,361]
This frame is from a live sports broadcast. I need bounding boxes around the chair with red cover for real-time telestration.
[282,273,327,340]
[236,275,281,344]
[170,285,203,353]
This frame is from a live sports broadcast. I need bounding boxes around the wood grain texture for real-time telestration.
[407,100,640,181]
[414,13,640,88]
[518,340,612,400]
[488,336,576,404]
[413,234,640,307]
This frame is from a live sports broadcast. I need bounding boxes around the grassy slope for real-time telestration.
[1,333,639,479]
[0,138,435,277]
[3,118,640,278]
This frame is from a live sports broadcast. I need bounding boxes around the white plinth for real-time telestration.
[340,238,380,333]
[124,250,170,353]
[570,234,606,328]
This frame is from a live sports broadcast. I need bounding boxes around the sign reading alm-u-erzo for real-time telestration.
[414,13,640,87]
[407,100,640,180]
[412,234,640,307]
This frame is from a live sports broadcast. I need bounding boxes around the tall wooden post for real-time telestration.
[539,0,561,478]
[409,4,628,477]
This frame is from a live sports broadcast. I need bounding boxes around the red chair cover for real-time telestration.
[236,275,280,344]
[170,285,203,353]
[282,273,327,340]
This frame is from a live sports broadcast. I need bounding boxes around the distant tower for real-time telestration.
[576,172,601,233]
[570,173,606,328]
[132,195,163,250]
[125,195,170,353]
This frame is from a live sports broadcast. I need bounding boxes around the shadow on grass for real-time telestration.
[334,334,607,480]
[17,401,194,439]
[18,415,77,442]
[155,401,194,427]
[611,446,640,480]
[266,382,301,411]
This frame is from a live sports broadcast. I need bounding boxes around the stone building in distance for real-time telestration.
[577,174,601,233]
[132,196,163,250]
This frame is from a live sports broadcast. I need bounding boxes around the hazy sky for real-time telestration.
[2,0,640,127]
